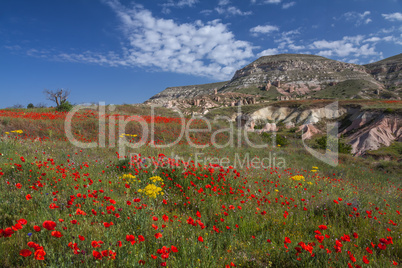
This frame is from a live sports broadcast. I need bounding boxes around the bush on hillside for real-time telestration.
[56,101,73,112]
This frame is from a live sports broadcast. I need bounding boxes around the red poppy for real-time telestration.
[153,216,158,221]
[91,241,102,248]
[155,233,163,239]
[284,237,291,244]
[363,256,369,264]
[27,241,37,248]
[34,249,46,260]
[42,221,56,231]
[315,235,324,243]
[26,194,32,200]
[51,231,63,238]
[126,235,136,245]
[14,223,23,230]
[49,203,59,209]
[16,183,22,189]
[341,234,351,242]
[171,245,178,252]
[78,235,85,241]
[19,249,32,257]
[349,253,356,262]
[93,250,102,259]
[101,250,109,257]
[198,236,204,242]
[138,235,145,242]
[378,243,386,250]
[318,225,327,230]
[18,219,27,225]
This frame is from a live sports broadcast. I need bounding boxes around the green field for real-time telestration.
[0,106,400,267]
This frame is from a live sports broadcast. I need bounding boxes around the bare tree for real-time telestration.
[43,88,70,107]
[35,102,47,108]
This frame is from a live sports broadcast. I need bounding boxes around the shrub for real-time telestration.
[314,136,352,154]
[384,108,395,114]
[56,101,73,112]
[27,103,35,109]
[260,133,289,147]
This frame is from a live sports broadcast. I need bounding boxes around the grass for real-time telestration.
[365,142,402,161]
[0,106,400,267]
[311,79,379,99]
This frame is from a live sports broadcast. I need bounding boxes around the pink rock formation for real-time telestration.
[348,116,402,156]
[297,124,321,140]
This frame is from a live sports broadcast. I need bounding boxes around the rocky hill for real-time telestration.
[221,54,382,97]
[146,53,401,104]
[146,81,228,104]
[365,53,402,95]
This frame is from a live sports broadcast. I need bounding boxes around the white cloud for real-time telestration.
[161,0,198,13]
[382,12,402,21]
[251,0,282,4]
[218,0,230,5]
[4,45,22,50]
[273,29,300,49]
[310,35,377,58]
[342,11,372,26]
[382,35,402,45]
[215,6,252,16]
[164,0,198,7]
[83,0,254,80]
[288,44,304,50]
[250,25,279,35]
[282,1,295,9]
[364,37,381,43]
[257,48,279,57]
[264,0,281,3]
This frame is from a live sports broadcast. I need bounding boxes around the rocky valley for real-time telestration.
[145,53,402,159]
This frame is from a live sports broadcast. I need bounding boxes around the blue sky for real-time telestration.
[1,0,401,108]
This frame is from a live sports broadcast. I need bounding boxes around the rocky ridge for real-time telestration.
[146,81,228,105]
[147,53,402,105]
[221,54,383,97]
[145,53,402,157]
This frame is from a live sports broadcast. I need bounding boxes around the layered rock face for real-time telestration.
[146,53,401,104]
[365,53,402,88]
[146,81,228,105]
[221,54,382,95]
[346,114,401,156]
[238,104,401,156]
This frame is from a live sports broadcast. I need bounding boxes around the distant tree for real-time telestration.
[43,88,70,108]
[27,103,35,109]
[12,104,24,109]
[35,102,47,108]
